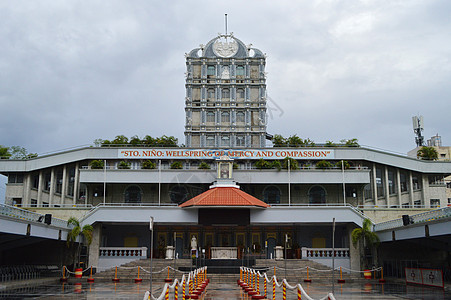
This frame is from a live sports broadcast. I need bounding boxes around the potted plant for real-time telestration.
[118,161,131,169]
[198,162,211,169]
[89,160,104,169]
[170,161,183,169]
[142,160,156,169]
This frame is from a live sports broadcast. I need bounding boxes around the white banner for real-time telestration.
[405,268,444,288]
[117,148,334,160]
[405,268,422,285]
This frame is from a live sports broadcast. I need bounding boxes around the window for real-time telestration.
[221,136,230,147]
[236,135,245,147]
[400,172,408,192]
[207,66,215,76]
[414,200,422,208]
[430,199,440,208]
[237,89,245,99]
[263,186,281,204]
[388,169,396,195]
[44,172,51,191]
[169,186,188,204]
[206,112,215,123]
[55,171,63,194]
[124,186,142,203]
[42,202,49,208]
[207,88,215,99]
[67,168,75,196]
[402,203,410,208]
[429,175,444,185]
[236,111,245,123]
[309,186,326,204]
[12,198,22,207]
[363,184,372,200]
[236,66,245,76]
[33,175,39,189]
[222,89,230,99]
[412,174,421,190]
[8,173,24,184]
[221,112,230,123]
[376,168,384,197]
[31,199,37,207]
[206,135,215,147]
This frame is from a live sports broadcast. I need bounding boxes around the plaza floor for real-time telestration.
[1,278,450,299]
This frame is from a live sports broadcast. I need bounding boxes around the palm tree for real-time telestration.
[417,146,438,160]
[351,218,380,270]
[67,217,93,268]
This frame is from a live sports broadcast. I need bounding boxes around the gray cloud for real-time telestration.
[0,0,450,156]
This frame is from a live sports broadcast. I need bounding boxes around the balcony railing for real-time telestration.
[301,247,350,258]
[99,247,147,258]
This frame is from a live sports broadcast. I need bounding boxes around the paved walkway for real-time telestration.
[0,278,450,299]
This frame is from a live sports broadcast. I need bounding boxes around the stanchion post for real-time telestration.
[283,281,286,300]
[175,284,178,300]
[272,278,276,300]
[297,286,302,300]
[257,273,260,293]
[264,276,267,298]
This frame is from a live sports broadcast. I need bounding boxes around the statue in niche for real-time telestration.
[220,163,230,179]
[221,66,230,79]
[191,235,197,250]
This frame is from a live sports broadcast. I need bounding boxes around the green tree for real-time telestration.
[157,135,178,147]
[417,146,438,161]
[325,141,336,147]
[335,160,351,169]
[272,134,287,147]
[351,218,380,270]
[142,135,156,146]
[287,135,304,147]
[0,146,11,159]
[9,146,37,159]
[341,138,360,147]
[89,160,104,169]
[67,217,93,268]
[111,135,129,146]
[129,135,142,146]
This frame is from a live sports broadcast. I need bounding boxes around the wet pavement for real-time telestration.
[1,279,451,299]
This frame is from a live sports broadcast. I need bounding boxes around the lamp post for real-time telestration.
[149,217,154,296]
[284,234,288,279]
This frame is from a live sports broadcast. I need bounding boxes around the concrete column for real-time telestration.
[408,171,414,206]
[348,224,361,271]
[421,175,428,208]
[23,174,32,207]
[88,223,102,269]
[61,166,67,205]
[49,168,55,206]
[37,171,43,206]
[384,166,390,207]
[73,163,79,206]
[371,164,378,205]
[396,169,402,207]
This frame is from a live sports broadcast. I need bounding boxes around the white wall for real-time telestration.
[0,174,6,204]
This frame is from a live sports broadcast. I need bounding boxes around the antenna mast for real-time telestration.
[412,115,425,147]
[225,14,228,36]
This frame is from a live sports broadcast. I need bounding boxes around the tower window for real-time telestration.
[221,136,230,147]
[207,89,215,99]
[237,89,245,99]
[221,112,230,123]
[206,112,215,123]
[236,135,245,147]
[206,135,215,147]
[236,66,245,76]
[222,89,230,99]
[207,66,215,76]
[236,112,245,123]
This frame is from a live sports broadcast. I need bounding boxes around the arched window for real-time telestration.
[222,89,230,99]
[207,66,215,76]
[124,185,142,203]
[236,66,245,76]
[221,136,230,147]
[236,111,245,123]
[221,112,230,123]
[308,186,326,204]
[237,89,245,99]
[263,186,281,204]
[206,112,215,123]
[169,186,188,204]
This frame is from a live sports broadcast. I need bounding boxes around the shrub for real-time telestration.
[255,158,272,169]
[283,157,298,170]
[118,161,131,169]
[170,161,183,169]
[142,160,156,169]
[335,160,351,169]
[198,162,211,169]
[316,160,333,169]
[89,160,104,169]
[271,160,282,171]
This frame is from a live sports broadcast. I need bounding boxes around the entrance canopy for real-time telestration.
[179,187,269,208]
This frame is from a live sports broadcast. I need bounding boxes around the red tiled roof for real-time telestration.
[179,187,269,208]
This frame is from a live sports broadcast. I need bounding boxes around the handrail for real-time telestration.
[374,206,451,231]
[0,204,72,229]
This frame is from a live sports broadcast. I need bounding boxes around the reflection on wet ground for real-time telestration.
[1,279,450,299]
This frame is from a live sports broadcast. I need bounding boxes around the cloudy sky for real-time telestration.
[1,1,451,198]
